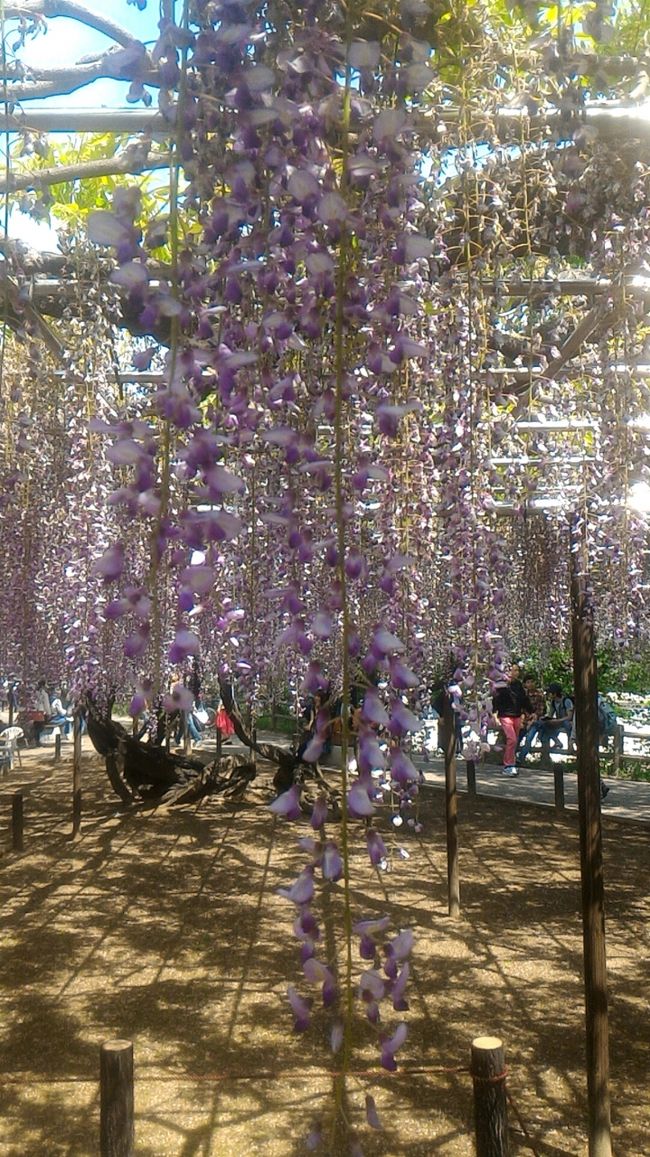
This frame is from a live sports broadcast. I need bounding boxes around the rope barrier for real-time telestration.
[1,1063,472,1084]
[471,1067,508,1084]
[0,1063,548,1155]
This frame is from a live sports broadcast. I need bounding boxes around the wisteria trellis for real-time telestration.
[2,0,650,1147]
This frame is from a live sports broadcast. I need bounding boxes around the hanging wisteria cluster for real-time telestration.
[82,2,441,1145]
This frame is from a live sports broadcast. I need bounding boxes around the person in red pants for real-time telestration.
[492,663,532,777]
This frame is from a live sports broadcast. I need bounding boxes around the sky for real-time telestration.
[5,1,160,247]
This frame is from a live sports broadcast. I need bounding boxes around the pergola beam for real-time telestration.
[2,97,650,142]
[0,108,171,135]
[484,276,650,298]
[497,98,650,142]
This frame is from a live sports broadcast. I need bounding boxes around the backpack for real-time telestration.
[597,695,617,736]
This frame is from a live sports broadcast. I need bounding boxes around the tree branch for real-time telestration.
[1,51,159,102]
[0,270,65,360]
[4,0,142,49]
[0,148,172,193]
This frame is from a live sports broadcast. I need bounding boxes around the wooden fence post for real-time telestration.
[570,514,613,1157]
[54,732,62,764]
[443,691,460,917]
[471,1035,509,1157]
[72,711,82,838]
[612,724,623,775]
[100,1039,134,1157]
[466,758,477,796]
[12,791,24,852]
[553,764,565,813]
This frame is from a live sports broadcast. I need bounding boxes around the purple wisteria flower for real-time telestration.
[359,967,385,1024]
[92,543,125,581]
[365,1093,382,1130]
[277,867,314,905]
[269,784,302,820]
[357,732,386,774]
[354,915,391,961]
[169,628,201,664]
[303,957,338,1007]
[380,1022,408,1071]
[330,1021,344,1054]
[384,929,414,979]
[287,985,311,1032]
[322,841,343,881]
[390,962,410,1012]
[347,781,375,818]
[293,908,320,943]
[388,700,420,737]
[310,795,328,830]
[302,735,324,763]
[366,829,388,868]
[389,750,420,787]
[360,689,390,727]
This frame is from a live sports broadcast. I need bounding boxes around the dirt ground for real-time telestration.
[0,744,648,1157]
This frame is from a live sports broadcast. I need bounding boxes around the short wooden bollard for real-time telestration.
[470,1035,509,1157]
[54,733,62,764]
[72,712,82,838]
[612,723,623,774]
[466,758,477,795]
[553,764,565,813]
[12,791,24,852]
[100,1039,134,1157]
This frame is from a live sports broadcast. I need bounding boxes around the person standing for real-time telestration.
[516,673,547,762]
[33,679,51,745]
[492,663,532,777]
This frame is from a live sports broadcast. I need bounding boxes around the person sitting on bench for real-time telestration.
[536,682,574,752]
[50,690,73,738]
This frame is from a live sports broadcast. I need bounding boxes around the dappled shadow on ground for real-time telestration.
[0,750,648,1155]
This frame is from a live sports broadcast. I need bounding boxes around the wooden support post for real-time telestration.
[54,732,62,763]
[100,1039,134,1157]
[216,727,222,762]
[470,1035,509,1157]
[443,692,460,918]
[116,736,127,792]
[612,724,623,775]
[12,791,24,852]
[570,515,613,1157]
[252,726,257,769]
[72,711,82,838]
[553,763,565,813]
[466,758,477,795]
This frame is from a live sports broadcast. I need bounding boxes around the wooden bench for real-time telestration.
[39,722,62,745]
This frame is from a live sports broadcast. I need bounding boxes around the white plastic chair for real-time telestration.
[0,736,14,770]
[0,726,26,766]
